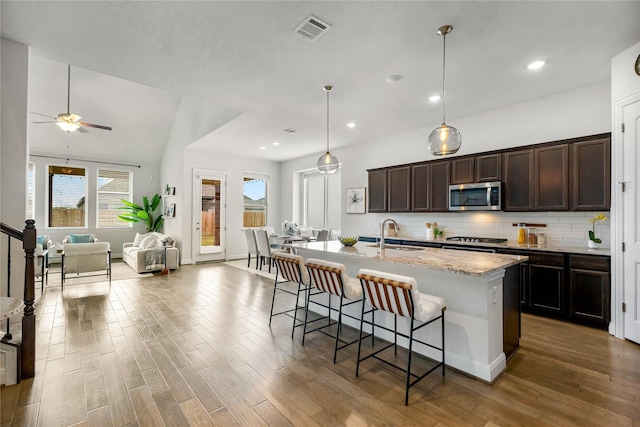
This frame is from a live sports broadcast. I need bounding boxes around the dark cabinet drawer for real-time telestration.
[570,255,609,272]
[527,253,564,267]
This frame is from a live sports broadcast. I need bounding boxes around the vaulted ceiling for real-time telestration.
[2,1,639,165]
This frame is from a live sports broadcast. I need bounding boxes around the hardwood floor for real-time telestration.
[2,261,639,426]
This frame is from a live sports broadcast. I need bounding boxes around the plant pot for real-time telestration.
[587,239,600,249]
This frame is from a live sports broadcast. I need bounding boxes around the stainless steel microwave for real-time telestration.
[449,181,502,211]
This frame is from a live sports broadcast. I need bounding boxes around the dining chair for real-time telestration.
[243,228,260,269]
[255,229,276,273]
[316,229,330,241]
[356,269,446,405]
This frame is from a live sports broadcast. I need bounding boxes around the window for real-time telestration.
[97,169,132,227]
[243,175,267,227]
[26,162,35,220]
[48,165,86,228]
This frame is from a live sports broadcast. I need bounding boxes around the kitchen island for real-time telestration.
[287,240,527,382]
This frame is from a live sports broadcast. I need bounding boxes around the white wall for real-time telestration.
[181,147,281,262]
[281,82,612,244]
[26,155,160,259]
[1,39,30,297]
[160,95,244,261]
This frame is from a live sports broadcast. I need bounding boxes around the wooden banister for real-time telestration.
[1,219,36,379]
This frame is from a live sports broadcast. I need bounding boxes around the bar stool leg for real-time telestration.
[333,295,344,364]
[442,311,446,377]
[356,301,366,377]
[405,316,415,406]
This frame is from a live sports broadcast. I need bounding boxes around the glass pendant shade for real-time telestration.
[317,85,339,175]
[428,123,461,155]
[429,24,461,156]
[317,151,340,174]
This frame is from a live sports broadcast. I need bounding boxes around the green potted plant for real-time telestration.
[117,194,164,232]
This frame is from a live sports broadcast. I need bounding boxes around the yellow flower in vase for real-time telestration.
[588,213,607,243]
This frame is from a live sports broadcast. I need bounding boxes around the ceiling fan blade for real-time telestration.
[30,111,57,119]
[32,121,57,124]
[77,126,90,134]
[79,122,112,131]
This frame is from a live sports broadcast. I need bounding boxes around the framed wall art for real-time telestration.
[346,187,366,214]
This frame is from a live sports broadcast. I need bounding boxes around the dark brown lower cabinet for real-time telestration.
[525,253,566,316]
[497,249,610,330]
[528,263,565,315]
[569,255,610,329]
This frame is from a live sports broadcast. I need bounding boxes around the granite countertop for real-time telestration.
[360,235,611,257]
[287,241,528,277]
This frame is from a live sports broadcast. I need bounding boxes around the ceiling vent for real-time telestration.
[294,15,331,41]
[283,128,302,134]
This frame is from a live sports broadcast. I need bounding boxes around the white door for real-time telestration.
[192,169,226,262]
[623,99,640,344]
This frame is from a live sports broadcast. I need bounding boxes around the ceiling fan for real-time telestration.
[31,64,112,133]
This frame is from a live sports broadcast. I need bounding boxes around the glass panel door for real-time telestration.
[193,169,226,262]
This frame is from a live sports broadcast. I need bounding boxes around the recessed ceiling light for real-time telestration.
[428,95,441,102]
[273,142,280,146]
[346,122,357,128]
[386,74,403,83]
[259,146,266,150]
[526,60,546,70]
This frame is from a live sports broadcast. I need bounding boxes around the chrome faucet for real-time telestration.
[380,218,399,250]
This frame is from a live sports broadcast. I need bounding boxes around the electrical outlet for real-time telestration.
[551,235,562,242]
[491,286,498,304]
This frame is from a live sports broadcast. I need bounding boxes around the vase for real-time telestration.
[587,240,600,249]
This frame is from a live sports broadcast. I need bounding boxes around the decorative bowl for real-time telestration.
[338,235,359,246]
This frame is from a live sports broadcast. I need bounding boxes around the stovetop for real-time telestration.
[446,236,508,244]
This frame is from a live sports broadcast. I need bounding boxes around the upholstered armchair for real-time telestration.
[61,241,111,287]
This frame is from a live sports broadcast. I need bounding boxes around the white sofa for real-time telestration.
[122,232,179,273]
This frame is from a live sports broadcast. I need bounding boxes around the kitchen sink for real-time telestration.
[367,244,424,251]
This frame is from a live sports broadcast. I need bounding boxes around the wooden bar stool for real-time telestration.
[271,252,310,338]
[356,269,446,406]
[303,258,368,363]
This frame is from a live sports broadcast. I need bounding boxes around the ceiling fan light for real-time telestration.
[317,151,340,174]
[56,121,80,133]
[428,123,462,156]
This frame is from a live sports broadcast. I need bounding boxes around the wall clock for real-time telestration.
[636,54,640,76]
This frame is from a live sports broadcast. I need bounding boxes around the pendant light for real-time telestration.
[317,85,340,174]
[428,25,462,156]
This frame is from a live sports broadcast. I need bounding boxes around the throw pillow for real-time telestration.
[140,234,159,249]
[69,234,92,243]
[36,235,45,245]
[133,232,150,247]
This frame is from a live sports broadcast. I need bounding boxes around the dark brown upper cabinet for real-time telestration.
[388,166,411,212]
[411,163,431,212]
[368,169,388,212]
[430,161,450,212]
[450,157,475,184]
[476,153,502,182]
[571,137,611,210]
[503,149,534,211]
[535,144,569,210]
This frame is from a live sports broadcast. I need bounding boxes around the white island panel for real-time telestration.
[287,241,526,382]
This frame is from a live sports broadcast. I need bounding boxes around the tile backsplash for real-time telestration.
[367,211,610,248]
